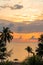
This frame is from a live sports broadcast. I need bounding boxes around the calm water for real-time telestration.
[7,42,38,62]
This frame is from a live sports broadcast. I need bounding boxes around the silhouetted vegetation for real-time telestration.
[0,27,13,62]
[0,27,13,43]
[21,55,43,65]
[0,27,43,65]
[0,40,6,62]
[36,34,43,59]
[21,34,43,65]
[25,46,35,56]
[0,60,12,65]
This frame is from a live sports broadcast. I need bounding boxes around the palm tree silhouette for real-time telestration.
[0,27,13,62]
[25,46,34,57]
[38,34,43,42]
[36,34,43,59]
[0,27,13,43]
[0,40,6,62]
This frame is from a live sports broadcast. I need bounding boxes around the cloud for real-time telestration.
[0,5,7,8]
[12,4,23,9]
[0,4,23,10]
[0,19,43,33]
[17,26,23,32]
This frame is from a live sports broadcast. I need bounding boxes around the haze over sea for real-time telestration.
[7,42,38,62]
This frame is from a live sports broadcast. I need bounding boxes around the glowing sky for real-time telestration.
[0,0,43,23]
[0,0,43,61]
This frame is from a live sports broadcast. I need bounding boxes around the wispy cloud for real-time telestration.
[11,4,23,10]
[0,4,23,10]
[0,0,43,22]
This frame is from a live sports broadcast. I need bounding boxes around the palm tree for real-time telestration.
[38,34,43,43]
[0,27,13,61]
[0,27,13,43]
[25,46,34,57]
[0,40,6,62]
[36,34,43,59]
[36,43,43,59]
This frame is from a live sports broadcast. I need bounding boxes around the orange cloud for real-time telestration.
[12,32,43,43]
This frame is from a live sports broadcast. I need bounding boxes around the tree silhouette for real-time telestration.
[36,34,43,59]
[22,55,42,65]
[0,40,6,62]
[38,34,43,42]
[25,46,34,57]
[0,27,13,62]
[0,27,13,43]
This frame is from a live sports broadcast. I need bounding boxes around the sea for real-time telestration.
[6,42,38,62]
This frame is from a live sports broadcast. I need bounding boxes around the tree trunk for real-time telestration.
[31,52,35,56]
[31,52,35,65]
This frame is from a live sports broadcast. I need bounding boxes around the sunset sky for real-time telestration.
[0,0,43,40]
[0,0,43,23]
[0,0,43,62]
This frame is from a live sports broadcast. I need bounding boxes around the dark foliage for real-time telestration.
[0,27,13,62]
[36,34,43,59]
[21,55,43,65]
[0,27,13,43]
[25,46,35,56]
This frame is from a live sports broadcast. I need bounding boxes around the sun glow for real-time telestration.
[0,0,43,23]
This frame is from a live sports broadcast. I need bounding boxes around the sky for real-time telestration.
[0,0,43,61]
[0,0,43,23]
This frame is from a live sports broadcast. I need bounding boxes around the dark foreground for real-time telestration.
[0,62,21,65]
[12,62,21,65]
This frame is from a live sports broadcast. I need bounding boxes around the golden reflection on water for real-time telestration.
[6,42,38,62]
